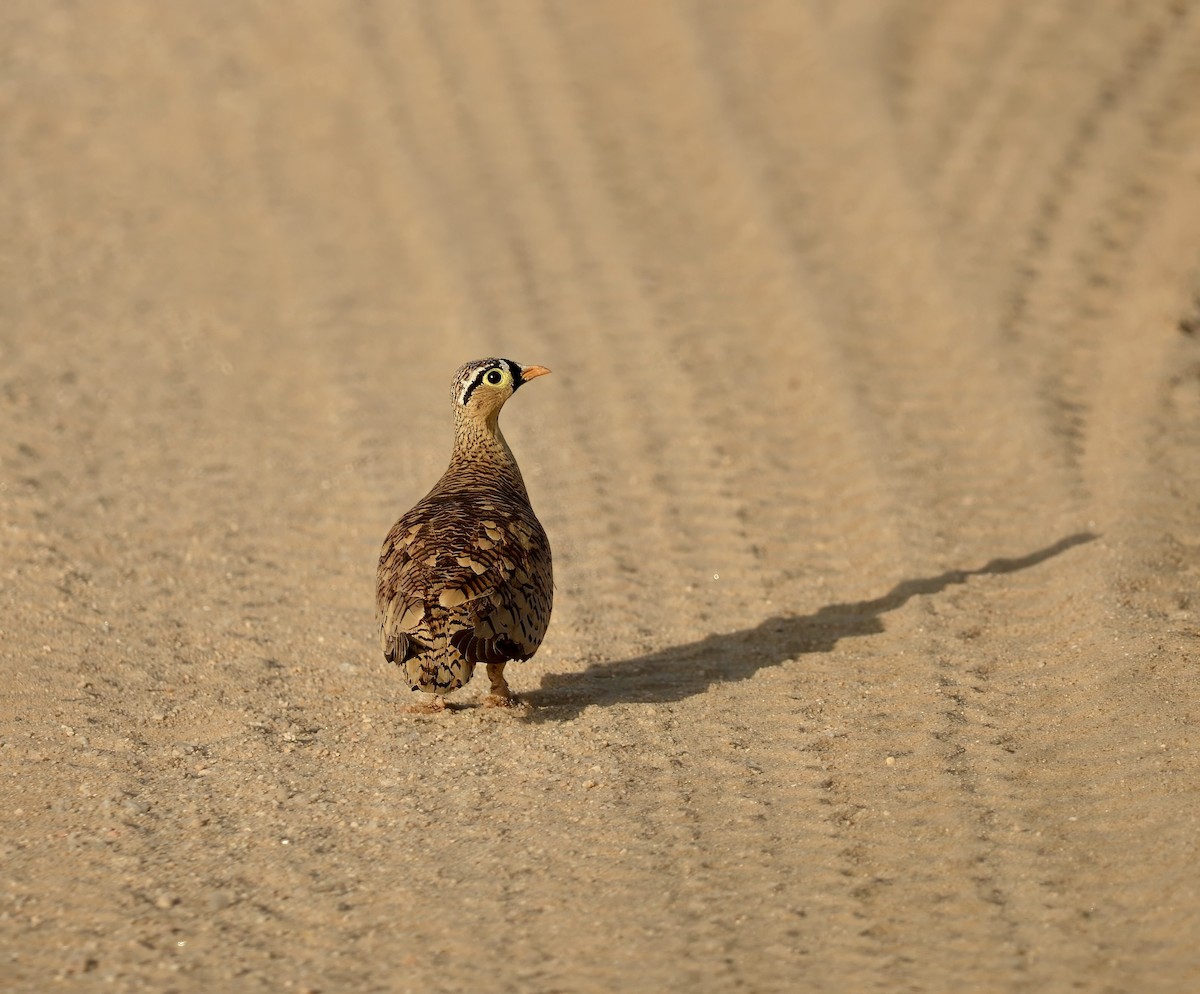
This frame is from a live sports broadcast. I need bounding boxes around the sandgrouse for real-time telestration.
[376,358,553,708]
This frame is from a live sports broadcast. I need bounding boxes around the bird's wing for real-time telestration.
[447,515,553,664]
[376,514,436,662]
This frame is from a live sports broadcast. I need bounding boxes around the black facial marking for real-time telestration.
[505,358,525,390]
[460,367,490,406]
[460,361,511,406]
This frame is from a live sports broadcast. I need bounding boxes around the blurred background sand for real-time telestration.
[2,2,1199,991]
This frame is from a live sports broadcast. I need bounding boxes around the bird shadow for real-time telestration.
[523,532,1098,721]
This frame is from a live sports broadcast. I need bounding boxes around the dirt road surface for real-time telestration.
[3,2,1199,991]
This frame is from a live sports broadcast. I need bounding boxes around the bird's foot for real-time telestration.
[483,663,516,708]
[402,695,447,714]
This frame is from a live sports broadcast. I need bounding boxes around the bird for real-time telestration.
[376,358,554,709]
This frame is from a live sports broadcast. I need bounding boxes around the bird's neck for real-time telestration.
[448,413,529,493]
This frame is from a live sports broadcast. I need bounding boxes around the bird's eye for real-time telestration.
[486,369,505,385]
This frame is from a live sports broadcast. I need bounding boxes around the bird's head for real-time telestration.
[452,358,551,427]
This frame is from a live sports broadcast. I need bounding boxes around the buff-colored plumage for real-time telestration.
[376,358,553,707]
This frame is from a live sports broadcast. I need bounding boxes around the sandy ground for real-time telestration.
[2,2,1200,991]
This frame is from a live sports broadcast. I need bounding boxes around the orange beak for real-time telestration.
[520,364,552,381]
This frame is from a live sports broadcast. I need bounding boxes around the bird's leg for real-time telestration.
[484,663,518,707]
